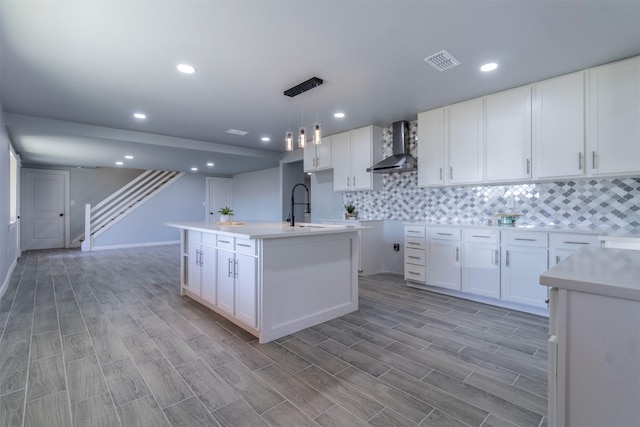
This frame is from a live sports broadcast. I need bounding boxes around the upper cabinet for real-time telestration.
[533,72,585,179]
[303,136,332,172]
[332,125,383,192]
[485,86,532,182]
[449,98,485,184]
[588,56,640,176]
[417,108,446,186]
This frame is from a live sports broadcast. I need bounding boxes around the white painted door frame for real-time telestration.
[22,168,70,250]
[205,177,232,223]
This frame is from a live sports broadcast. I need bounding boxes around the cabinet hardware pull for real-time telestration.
[514,238,536,241]
[592,151,596,169]
[439,168,443,181]
[455,247,459,262]
[353,176,356,187]
[472,235,490,238]
[563,241,589,245]
[200,250,204,267]
[449,166,453,180]
[234,259,239,278]
[409,271,420,275]
[219,240,230,244]
[506,250,510,267]
[228,258,233,277]
[196,249,201,266]
[407,230,420,233]
[237,243,251,247]
[407,242,421,245]
[408,256,420,259]
[437,232,452,236]
[556,255,561,264]
[495,249,499,266]
[578,152,583,170]
[526,158,530,175]
[347,177,349,188]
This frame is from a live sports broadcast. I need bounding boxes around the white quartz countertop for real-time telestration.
[540,247,640,301]
[165,221,362,239]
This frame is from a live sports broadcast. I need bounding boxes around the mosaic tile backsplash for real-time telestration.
[344,121,640,229]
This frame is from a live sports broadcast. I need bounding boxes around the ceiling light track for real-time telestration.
[284,77,323,98]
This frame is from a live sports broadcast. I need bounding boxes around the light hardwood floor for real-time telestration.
[0,245,549,427]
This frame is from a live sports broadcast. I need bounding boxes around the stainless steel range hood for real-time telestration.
[367,121,417,173]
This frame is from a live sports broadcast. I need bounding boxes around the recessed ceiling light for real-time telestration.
[133,113,146,119]
[334,112,345,118]
[480,62,498,72]
[191,167,198,172]
[261,137,270,142]
[124,155,134,160]
[226,129,249,136]
[176,64,196,74]
[115,161,124,166]
[207,162,214,167]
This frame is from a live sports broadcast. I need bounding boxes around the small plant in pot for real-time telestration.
[218,207,234,223]
[344,204,357,220]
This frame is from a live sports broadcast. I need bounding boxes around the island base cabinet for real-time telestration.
[235,252,258,329]
[216,249,235,316]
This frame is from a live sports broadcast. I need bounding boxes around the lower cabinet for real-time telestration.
[428,228,461,290]
[404,225,427,283]
[186,231,216,300]
[216,248,235,315]
[548,232,600,265]
[462,229,500,298]
[235,252,258,328]
[501,231,549,308]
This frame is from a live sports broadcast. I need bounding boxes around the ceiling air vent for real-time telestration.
[424,50,461,72]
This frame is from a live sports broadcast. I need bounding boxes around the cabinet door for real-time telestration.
[485,86,532,181]
[187,243,202,296]
[501,246,548,308]
[429,240,461,290]
[235,253,258,328]
[588,57,640,176]
[448,98,484,184]
[533,72,585,179]
[315,136,332,170]
[417,108,446,186]
[548,247,577,266]
[303,145,316,172]
[332,131,351,191]
[350,126,374,190]
[462,242,500,298]
[216,250,235,315]
[200,246,217,304]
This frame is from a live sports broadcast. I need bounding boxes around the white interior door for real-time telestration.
[206,177,232,223]
[22,169,69,250]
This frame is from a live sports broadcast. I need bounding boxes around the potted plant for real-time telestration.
[218,206,234,223]
[344,204,357,220]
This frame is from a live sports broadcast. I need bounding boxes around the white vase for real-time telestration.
[220,214,230,223]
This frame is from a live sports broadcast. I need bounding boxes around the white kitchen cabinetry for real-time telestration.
[404,225,427,284]
[448,98,484,184]
[485,86,532,182]
[548,232,599,266]
[303,136,332,172]
[428,227,461,290]
[588,56,640,176]
[215,236,258,328]
[320,220,383,275]
[462,229,500,298]
[417,108,446,186]
[501,231,548,308]
[533,72,585,179]
[332,126,383,192]
[185,231,216,302]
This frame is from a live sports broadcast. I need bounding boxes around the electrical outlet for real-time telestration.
[393,243,400,251]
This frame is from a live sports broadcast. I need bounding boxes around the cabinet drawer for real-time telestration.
[404,264,426,283]
[463,228,500,244]
[549,232,599,249]
[404,225,426,238]
[202,233,217,247]
[216,236,234,251]
[429,227,461,240]
[405,238,426,250]
[235,239,256,255]
[502,230,548,247]
[405,248,426,266]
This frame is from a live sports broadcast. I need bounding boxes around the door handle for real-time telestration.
[59,213,64,217]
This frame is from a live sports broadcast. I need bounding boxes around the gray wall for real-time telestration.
[93,173,206,248]
[0,106,20,297]
[232,167,281,221]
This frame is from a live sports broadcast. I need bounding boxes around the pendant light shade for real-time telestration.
[285,131,294,152]
[298,127,306,148]
[313,123,321,145]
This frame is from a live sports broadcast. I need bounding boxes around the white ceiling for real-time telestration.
[2,1,639,176]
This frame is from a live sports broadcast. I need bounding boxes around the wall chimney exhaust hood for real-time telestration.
[367,121,417,173]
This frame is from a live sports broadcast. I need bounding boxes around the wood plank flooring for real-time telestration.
[0,245,549,427]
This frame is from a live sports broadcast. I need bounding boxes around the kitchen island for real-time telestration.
[540,247,640,427]
[165,221,361,343]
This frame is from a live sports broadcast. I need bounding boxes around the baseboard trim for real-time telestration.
[0,258,18,299]
[90,240,180,251]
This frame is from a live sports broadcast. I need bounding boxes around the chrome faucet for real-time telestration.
[289,183,310,226]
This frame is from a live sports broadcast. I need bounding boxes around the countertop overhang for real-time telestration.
[540,246,640,301]
[165,221,363,239]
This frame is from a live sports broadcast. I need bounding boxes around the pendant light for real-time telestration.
[313,110,321,145]
[285,115,293,152]
[298,112,306,149]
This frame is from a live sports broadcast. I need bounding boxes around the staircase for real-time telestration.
[78,170,184,251]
